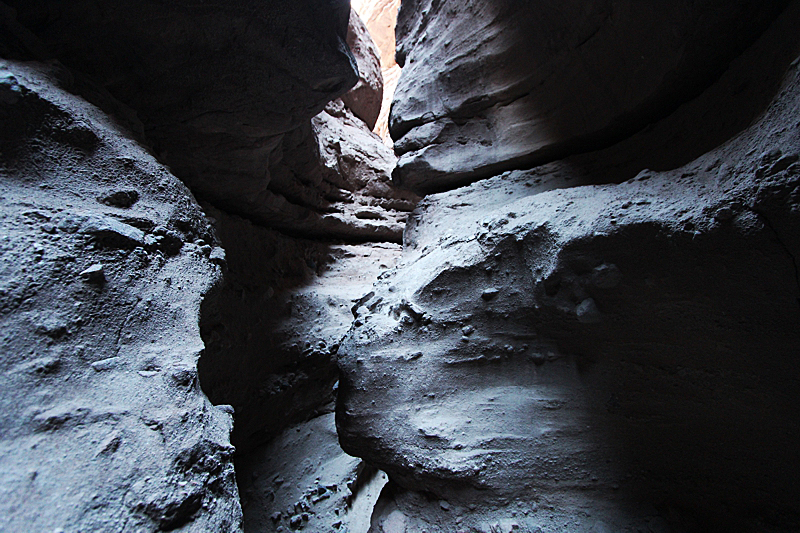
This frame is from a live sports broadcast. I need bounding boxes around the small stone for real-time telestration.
[714,206,735,221]
[461,325,474,335]
[576,298,602,324]
[481,288,500,300]
[289,514,303,528]
[91,357,120,371]
[170,367,196,386]
[217,404,235,416]
[77,214,145,246]
[80,263,105,282]
[439,500,451,511]
[591,264,622,289]
[209,247,226,265]
[270,512,282,523]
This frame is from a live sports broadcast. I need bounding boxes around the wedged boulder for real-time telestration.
[243,98,417,242]
[0,60,241,531]
[337,10,800,531]
[390,0,790,193]
[342,8,384,131]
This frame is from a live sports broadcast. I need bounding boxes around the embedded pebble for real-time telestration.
[80,263,105,281]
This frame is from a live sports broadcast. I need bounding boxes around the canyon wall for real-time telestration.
[0,1,410,531]
[336,1,800,532]
[390,0,791,193]
[2,0,800,532]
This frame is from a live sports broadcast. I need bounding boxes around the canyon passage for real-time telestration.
[1,1,800,532]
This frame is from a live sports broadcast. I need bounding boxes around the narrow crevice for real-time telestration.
[751,207,800,311]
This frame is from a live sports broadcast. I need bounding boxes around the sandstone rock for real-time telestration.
[337,4,800,530]
[0,60,241,532]
[352,0,402,143]
[7,0,360,237]
[342,9,384,131]
[198,204,403,453]
[390,0,790,193]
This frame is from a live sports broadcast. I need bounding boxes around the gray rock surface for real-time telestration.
[390,0,790,193]
[237,413,389,533]
[0,60,241,532]
[198,205,403,454]
[337,3,800,531]
[343,9,385,131]
[3,0,800,532]
[5,0,367,238]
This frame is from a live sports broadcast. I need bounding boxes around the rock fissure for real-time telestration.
[3,1,800,533]
[750,206,800,311]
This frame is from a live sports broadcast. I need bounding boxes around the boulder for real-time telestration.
[342,9,384,131]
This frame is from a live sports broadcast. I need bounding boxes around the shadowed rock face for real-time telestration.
[390,0,790,194]
[3,0,800,531]
[337,2,800,532]
[6,0,364,234]
[0,2,408,530]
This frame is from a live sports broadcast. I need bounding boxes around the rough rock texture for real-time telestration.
[337,3,800,532]
[6,1,417,243]
[198,205,402,454]
[237,413,389,533]
[352,0,403,143]
[254,97,417,242]
[0,60,241,532]
[343,9,384,131]
[390,0,791,193]
[6,0,366,236]
[1,2,411,531]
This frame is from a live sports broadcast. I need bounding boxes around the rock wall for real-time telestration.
[0,59,241,532]
[336,1,800,532]
[4,0,800,532]
[352,0,403,143]
[5,0,417,242]
[390,0,791,194]
[0,1,412,531]
[343,9,384,132]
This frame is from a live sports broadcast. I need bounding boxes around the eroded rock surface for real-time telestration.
[7,0,358,229]
[198,205,403,453]
[237,413,389,533]
[0,60,241,532]
[0,1,411,532]
[343,9,384,131]
[390,0,790,193]
[337,3,800,532]
[352,0,403,143]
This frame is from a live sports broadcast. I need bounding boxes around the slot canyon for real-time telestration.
[1,0,799,532]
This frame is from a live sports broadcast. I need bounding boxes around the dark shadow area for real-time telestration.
[196,205,341,456]
[546,222,800,532]
[390,0,792,194]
